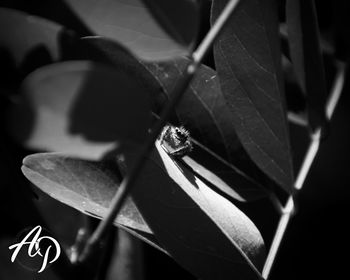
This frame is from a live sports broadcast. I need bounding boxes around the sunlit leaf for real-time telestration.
[182,153,267,202]
[286,0,328,130]
[7,61,152,160]
[211,0,294,192]
[125,142,265,279]
[62,0,199,60]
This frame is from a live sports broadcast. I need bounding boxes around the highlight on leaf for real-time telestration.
[127,142,266,279]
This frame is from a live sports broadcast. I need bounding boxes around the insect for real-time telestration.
[158,125,193,158]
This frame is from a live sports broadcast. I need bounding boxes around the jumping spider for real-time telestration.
[158,125,193,158]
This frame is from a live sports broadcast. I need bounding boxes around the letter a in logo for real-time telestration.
[9,225,61,273]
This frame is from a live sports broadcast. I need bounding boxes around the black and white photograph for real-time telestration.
[0,0,349,279]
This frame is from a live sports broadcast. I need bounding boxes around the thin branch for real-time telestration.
[268,192,286,215]
[75,0,242,263]
[262,195,295,278]
[287,112,308,127]
[193,0,241,63]
[326,61,346,119]
[77,65,196,263]
[294,128,321,191]
[262,63,346,279]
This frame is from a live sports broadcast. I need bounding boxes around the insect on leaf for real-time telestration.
[67,38,267,202]
[144,57,268,201]
[22,144,265,279]
[125,142,266,280]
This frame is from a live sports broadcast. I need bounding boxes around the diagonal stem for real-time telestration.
[76,0,242,263]
[262,62,346,279]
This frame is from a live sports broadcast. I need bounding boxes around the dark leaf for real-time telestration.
[62,0,198,60]
[31,187,88,249]
[142,0,199,46]
[0,7,75,71]
[7,61,151,160]
[127,142,265,279]
[69,37,163,104]
[21,152,167,254]
[286,0,328,130]
[104,230,144,280]
[281,52,307,114]
[211,0,294,192]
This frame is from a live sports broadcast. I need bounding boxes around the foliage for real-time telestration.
[0,0,346,279]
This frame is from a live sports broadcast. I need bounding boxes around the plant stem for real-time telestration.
[325,61,345,120]
[287,112,308,127]
[76,0,242,263]
[262,62,346,279]
[193,0,241,63]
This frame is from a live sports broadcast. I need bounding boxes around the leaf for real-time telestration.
[22,144,265,279]
[67,37,163,103]
[67,37,267,201]
[182,153,267,202]
[127,142,265,279]
[7,61,151,160]
[143,57,268,201]
[142,0,199,46]
[211,0,294,192]
[286,0,328,130]
[31,188,89,249]
[21,152,166,254]
[0,7,75,71]
[62,0,199,60]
